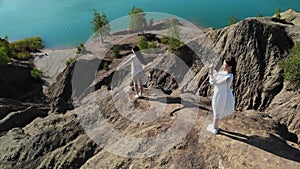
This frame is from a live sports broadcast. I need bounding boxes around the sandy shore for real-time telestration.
[34,48,77,86]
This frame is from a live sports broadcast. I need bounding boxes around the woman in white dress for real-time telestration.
[207,57,237,134]
[116,46,148,99]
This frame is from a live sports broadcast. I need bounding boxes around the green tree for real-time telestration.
[279,42,300,90]
[228,15,238,26]
[128,6,147,33]
[91,9,111,42]
[275,8,281,18]
[166,18,181,51]
[0,37,12,64]
[100,12,111,37]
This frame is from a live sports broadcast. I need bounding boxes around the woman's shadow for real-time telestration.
[219,129,300,162]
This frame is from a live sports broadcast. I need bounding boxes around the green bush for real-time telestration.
[0,38,12,63]
[16,51,31,60]
[148,41,157,49]
[161,36,169,44]
[112,46,121,58]
[66,57,75,66]
[168,37,181,51]
[275,8,281,19]
[138,36,148,50]
[279,42,300,90]
[31,68,42,80]
[103,61,109,71]
[80,43,84,48]
[76,46,82,54]
[10,37,44,60]
[11,37,43,53]
[0,36,44,62]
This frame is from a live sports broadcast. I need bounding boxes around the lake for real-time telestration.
[0,0,299,48]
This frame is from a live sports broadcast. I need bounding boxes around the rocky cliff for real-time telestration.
[0,9,299,169]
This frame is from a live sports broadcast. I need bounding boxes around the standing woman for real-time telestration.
[116,46,148,99]
[207,57,237,134]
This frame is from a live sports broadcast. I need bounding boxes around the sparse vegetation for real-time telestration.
[66,57,75,66]
[228,15,238,26]
[112,46,121,58]
[275,8,281,18]
[0,37,12,64]
[148,41,157,49]
[0,36,44,62]
[91,9,111,42]
[138,36,148,50]
[128,6,147,33]
[279,42,300,90]
[103,61,109,71]
[257,13,263,17]
[165,18,181,51]
[161,36,169,44]
[31,68,42,80]
[76,43,84,54]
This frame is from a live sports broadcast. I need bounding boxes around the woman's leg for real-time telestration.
[213,117,219,129]
[133,80,140,96]
[139,81,143,96]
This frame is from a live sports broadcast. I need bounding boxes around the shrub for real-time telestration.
[11,37,44,53]
[103,61,109,71]
[143,42,158,54]
[279,42,300,90]
[275,8,281,19]
[16,51,31,60]
[138,36,148,50]
[168,37,181,51]
[80,43,84,48]
[31,68,42,80]
[66,57,75,66]
[161,36,169,44]
[0,50,11,63]
[0,38,12,63]
[148,41,157,49]
[112,46,121,58]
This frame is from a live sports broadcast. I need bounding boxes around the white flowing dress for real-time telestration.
[117,54,148,85]
[209,70,235,119]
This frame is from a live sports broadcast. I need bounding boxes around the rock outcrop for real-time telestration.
[0,63,45,103]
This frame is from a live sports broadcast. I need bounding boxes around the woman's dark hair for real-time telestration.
[224,57,237,76]
[133,46,146,64]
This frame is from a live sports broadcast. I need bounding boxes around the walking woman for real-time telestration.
[207,57,237,134]
[116,46,148,99]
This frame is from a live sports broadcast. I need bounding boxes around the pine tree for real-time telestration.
[166,18,181,51]
[91,9,111,42]
[128,6,147,33]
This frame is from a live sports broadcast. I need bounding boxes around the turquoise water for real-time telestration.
[0,0,299,48]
